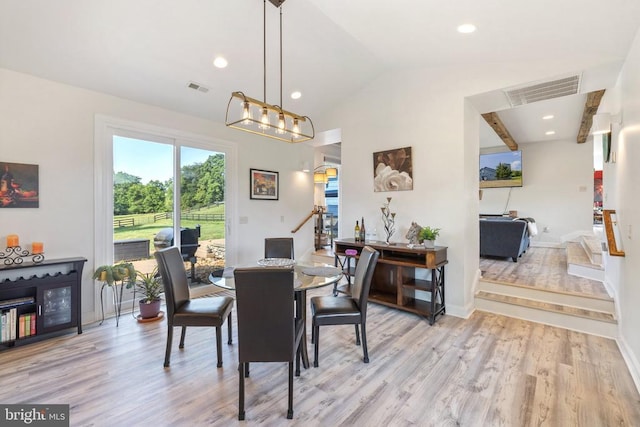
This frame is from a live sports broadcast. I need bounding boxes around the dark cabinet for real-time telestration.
[0,257,86,350]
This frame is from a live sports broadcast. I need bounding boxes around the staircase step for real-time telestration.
[475,290,617,338]
[478,279,614,313]
[310,250,335,265]
[566,242,604,281]
[581,235,603,266]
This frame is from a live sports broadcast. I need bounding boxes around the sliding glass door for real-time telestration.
[94,116,234,321]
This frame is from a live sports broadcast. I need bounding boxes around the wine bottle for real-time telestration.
[360,217,366,242]
[354,220,360,242]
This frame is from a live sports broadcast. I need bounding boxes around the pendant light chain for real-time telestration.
[263,0,267,103]
[280,4,283,108]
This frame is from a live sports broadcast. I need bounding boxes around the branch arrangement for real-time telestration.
[380,197,396,244]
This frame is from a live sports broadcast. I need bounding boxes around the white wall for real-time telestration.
[603,27,640,390]
[479,139,594,244]
[316,58,606,317]
[0,68,314,322]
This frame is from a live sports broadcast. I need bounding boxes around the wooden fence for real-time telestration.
[114,217,135,227]
[114,204,225,228]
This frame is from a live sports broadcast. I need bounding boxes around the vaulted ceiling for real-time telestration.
[1,0,640,145]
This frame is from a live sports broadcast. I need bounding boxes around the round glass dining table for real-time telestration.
[209,260,343,371]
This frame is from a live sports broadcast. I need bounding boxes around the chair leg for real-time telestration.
[295,344,301,377]
[227,312,233,345]
[238,363,245,421]
[354,324,361,346]
[216,325,223,368]
[164,326,173,367]
[179,326,187,348]
[313,326,320,368]
[361,323,369,363]
[245,362,250,377]
[287,361,294,419]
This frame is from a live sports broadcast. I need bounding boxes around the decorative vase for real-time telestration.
[423,240,435,249]
[139,299,161,319]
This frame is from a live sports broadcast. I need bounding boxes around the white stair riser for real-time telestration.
[475,297,617,339]
[478,280,614,313]
[567,264,605,282]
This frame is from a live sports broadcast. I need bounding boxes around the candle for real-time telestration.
[7,234,19,247]
[32,242,44,254]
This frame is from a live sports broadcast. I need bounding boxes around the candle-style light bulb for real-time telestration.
[241,101,252,124]
[259,107,270,129]
[277,112,286,134]
[292,118,300,138]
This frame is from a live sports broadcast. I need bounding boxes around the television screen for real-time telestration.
[479,150,522,188]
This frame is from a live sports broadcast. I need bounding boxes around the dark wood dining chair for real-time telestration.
[264,237,294,259]
[155,247,234,368]
[310,246,379,367]
[234,267,304,420]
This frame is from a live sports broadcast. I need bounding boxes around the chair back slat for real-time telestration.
[350,246,380,311]
[264,238,294,259]
[155,247,191,316]
[234,267,295,363]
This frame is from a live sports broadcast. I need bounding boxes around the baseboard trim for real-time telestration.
[446,302,475,319]
[617,335,640,395]
[530,241,564,248]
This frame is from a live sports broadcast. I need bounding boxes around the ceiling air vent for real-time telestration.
[504,74,581,107]
[187,81,209,93]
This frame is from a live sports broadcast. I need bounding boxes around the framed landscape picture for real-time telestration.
[0,161,39,208]
[372,146,413,192]
[250,168,279,200]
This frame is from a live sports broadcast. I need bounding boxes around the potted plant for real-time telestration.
[129,267,163,319]
[419,226,441,249]
[93,262,136,286]
[93,262,137,326]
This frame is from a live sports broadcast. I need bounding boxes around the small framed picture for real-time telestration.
[250,168,279,200]
[1,161,40,208]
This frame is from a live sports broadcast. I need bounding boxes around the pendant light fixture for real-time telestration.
[225,0,314,143]
[313,165,338,184]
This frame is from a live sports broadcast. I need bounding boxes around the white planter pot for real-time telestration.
[423,240,435,249]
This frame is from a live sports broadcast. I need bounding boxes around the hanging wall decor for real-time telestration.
[372,146,413,192]
[250,168,279,200]
[0,162,39,208]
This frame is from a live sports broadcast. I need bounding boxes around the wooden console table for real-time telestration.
[334,239,447,325]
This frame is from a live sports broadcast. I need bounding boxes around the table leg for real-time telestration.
[295,289,310,372]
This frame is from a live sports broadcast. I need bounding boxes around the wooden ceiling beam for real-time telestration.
[481,112,519,151]
[576,89,606,144]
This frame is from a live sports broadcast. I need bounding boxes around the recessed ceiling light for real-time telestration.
[542,115,554,120]
[291,91,301,99]
[213,57,228,69]
[457,24,477,34]
[545,130,556,135]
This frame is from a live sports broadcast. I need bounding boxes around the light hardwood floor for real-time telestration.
[479,247,610,299]
[1,288,638,426]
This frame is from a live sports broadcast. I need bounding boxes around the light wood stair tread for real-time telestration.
[475,290,616,323]
[581,235,603,254]
[566,242,603,270]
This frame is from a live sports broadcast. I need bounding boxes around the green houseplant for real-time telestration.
[93,262,136,286]
[131,267,163,319]
[93,262,137,326]
[419,226,441,248]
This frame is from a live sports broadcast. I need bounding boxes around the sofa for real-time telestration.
[479,217,530,262]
